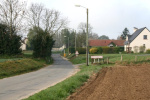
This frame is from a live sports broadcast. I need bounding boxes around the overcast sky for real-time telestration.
[26,0,150,39]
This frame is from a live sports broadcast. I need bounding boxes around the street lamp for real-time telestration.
[75,5,89,66]
[75,30,76,52]
[64,36,69,55]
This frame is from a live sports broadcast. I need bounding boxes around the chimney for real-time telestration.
[133,27,138,32]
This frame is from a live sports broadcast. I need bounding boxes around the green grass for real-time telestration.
[70,54,150,64]
[0,58,23,62]
[0,50,54,79]
[24,64,108,100]
[24,53,150,100]
[52,50,62,54]
[0,58,47,79]
[22,50,33,55]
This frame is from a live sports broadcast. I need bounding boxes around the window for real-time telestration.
[143,35,147,39]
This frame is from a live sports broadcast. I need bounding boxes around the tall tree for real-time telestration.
[0,23,22,55]
[89,33,99,40]
[98,35,109,40]
[31,26,55,62]
[121,28,129,40]
[27,3,68,50]
[27,3,67,35]
[61,29,70,48]
[77,22,95,47]
[0,0,26,35]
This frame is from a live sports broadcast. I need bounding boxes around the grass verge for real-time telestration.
[0,58,48,79]
[24,53,150,100]
[70,54,150,64]
[24,64,110,100]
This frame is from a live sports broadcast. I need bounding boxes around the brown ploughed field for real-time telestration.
[68,64,150,100]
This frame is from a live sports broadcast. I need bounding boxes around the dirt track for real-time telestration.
[68,64,150,100]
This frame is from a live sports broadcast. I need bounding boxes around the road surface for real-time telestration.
[0,54,77,100]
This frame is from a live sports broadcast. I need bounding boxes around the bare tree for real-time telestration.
[89,33,99,40]
[78,22,98,40]
[43,9,67,34]
[0,0,26,35]
[27,3,68,35]
[78,22,93,34]
[27,3,44,28]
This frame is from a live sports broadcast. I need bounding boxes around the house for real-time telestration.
[124,27,150,53]
[20,38,28,50]
[89,40,125,47]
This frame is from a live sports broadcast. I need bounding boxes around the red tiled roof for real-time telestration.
[89,40,125,47]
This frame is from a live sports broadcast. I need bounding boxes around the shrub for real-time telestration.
[0,23,22,55]
[89,48,98,54]
[122,51,127,54]
[119,47,124,52]
[76,48,86,54]
[97,47,103,54]
[139,45,145,53]
[146,49,150,54]
[102,47,110,54]
[69,48,75,53]
[109,47,114,53]
[32,27,55,62]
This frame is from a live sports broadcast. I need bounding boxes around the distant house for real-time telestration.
[89,40,125,47]
[124,27,150,53]
[20,38,28,50]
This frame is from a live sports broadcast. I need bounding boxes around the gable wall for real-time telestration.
[130,28,150,52]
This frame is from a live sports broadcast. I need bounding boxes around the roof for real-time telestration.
[89,40,125,47]
[128,27,146,43]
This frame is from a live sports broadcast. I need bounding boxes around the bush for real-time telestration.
[102,47,110,54]
[139,45,145,53]
[76,48,86,54]
[119,47,124,52]
[89,48,98,54]
[88,47,124,54]
[122,51,127,54]
[113,47,120,53]
[69,48,75,53]
[146,49,150,54]
[97,47,103,54]
[32,27,55,62]
[0,23,22,55]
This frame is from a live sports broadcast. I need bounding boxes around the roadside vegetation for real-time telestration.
[24,63,108,100]
[24,53,150,100]
[70,54,150,64]
[0,51,53,79]
[0,58,46,79]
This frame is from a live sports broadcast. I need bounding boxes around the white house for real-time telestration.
[124,27,150,53]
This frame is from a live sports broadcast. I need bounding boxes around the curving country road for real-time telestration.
[0,54,77,100]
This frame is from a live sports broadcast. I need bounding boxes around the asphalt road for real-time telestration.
[0,54,77,100]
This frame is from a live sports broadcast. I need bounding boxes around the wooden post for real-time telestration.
[121,55,123,62]
[107,57,109,64]
[135,56,137,62]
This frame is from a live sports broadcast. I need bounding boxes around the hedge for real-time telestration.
[146,49,150,54]
[76,48,86,54]
[89,48,98,54]
[64,48,86,54]
[89,47,124,54]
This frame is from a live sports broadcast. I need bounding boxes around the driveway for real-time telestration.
[0,54,77,100]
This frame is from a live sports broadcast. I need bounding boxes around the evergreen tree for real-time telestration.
[121,28,129,40]
[30,26,55,62]
[0,23,22,55]
[98,35,109,40]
